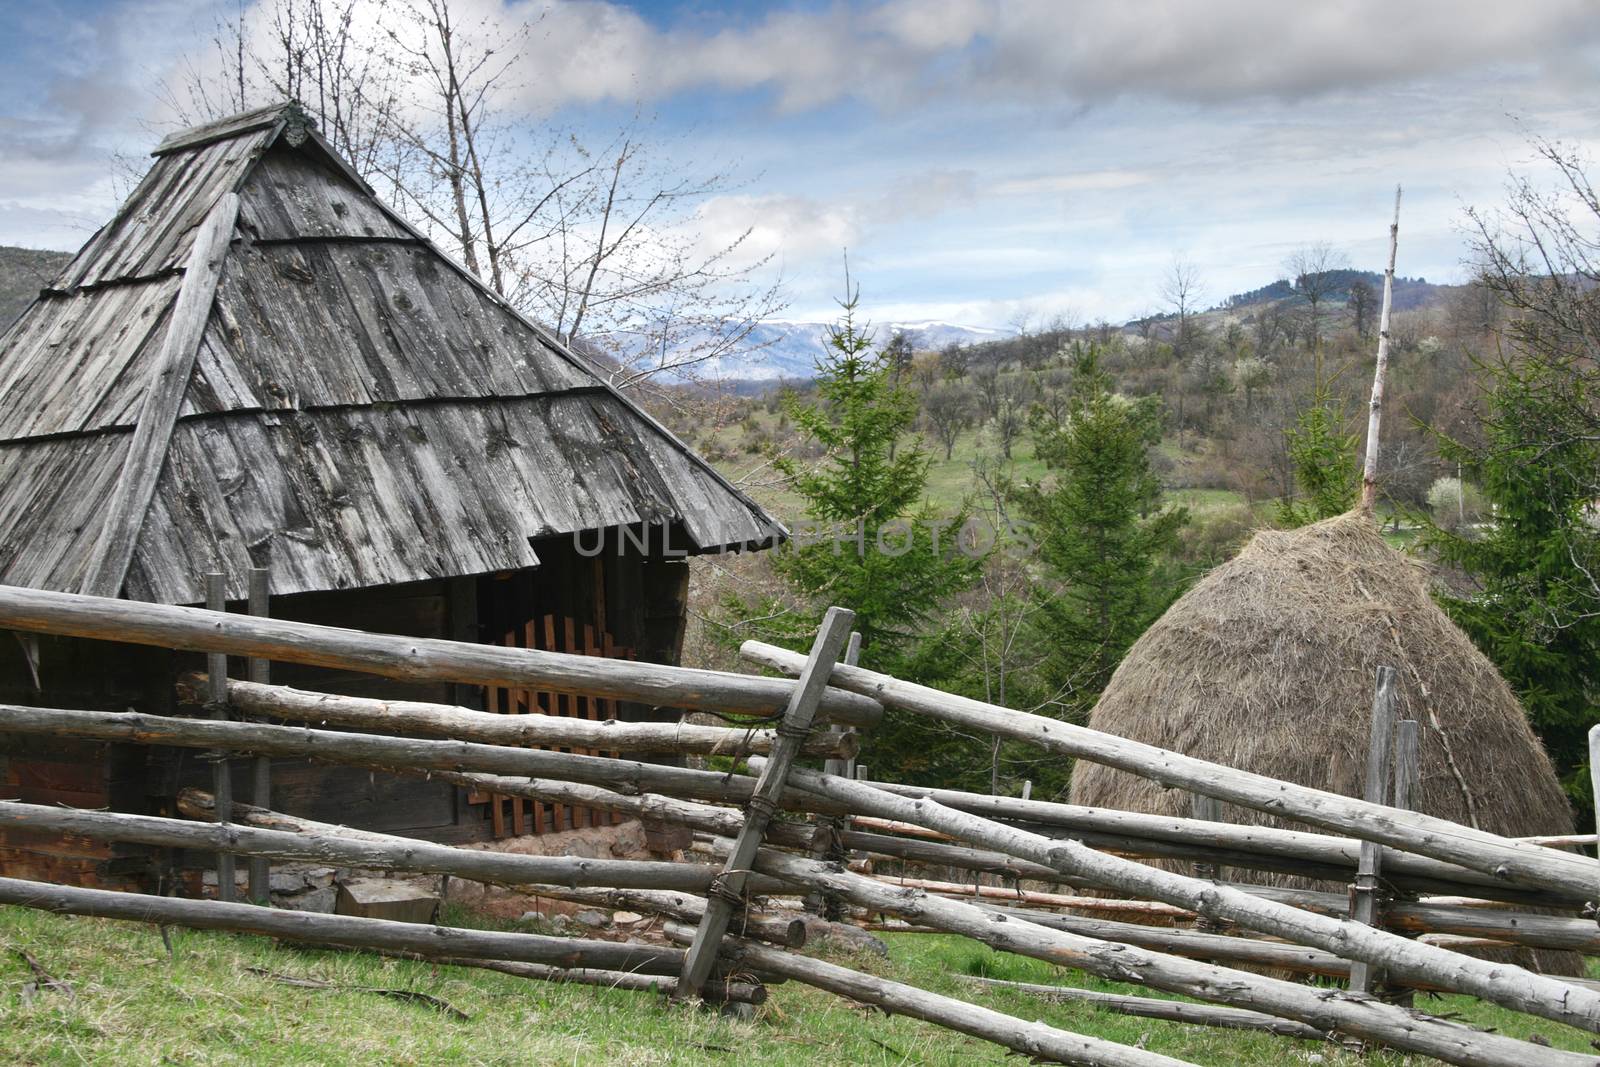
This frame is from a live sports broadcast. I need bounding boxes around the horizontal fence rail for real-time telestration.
[0,584,882,725]
[740,640,1598,902]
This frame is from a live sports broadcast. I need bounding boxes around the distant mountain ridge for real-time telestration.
[626,318,1012,383]
[1217,270,1443,313]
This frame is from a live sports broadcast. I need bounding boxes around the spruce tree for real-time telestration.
[715,288,980,787]
[1277,388,1361,526]
[1421,355,1600,807]
[1014,347,1188,715]
[768,289,980,658]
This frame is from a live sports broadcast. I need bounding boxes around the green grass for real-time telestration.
[2,906,1594,1065]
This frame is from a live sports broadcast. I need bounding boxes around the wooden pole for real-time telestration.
[807,630,861,917]
[491,884,806,949]
[845,822,1600,955]
[1349,665,1398,993]
[677,607,854,1000]
[662,922,1200,1067]
[1188,792,1222,883]
[0,800,719,893]
[0,584,882,725]
[1389,717,1423,1007]
[0,876,688,976]
[1361,185,1403,514]
[1395,720,1421,812]
[740,641,1596,900]
[978,905,1353,978]
[768,762,1600,1035]
[0,705,835,812]
[246,566,270,905]
[737,847,1590,1067]
[204,573,235,904]
[1589,723,1600,901]
[874,876,1190,917]
[199,676,854,759]
[847,777,1568,906]
[955,976,1327,1041]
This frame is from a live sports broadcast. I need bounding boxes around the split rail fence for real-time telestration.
[0,582,1598,1066]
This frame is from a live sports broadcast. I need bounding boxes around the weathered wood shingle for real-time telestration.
[0,103,783,604]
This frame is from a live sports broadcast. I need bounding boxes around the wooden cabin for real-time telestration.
[0,103,784,890]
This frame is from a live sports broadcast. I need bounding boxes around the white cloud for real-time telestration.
[487,0,1600,115]
[693,193,860,265]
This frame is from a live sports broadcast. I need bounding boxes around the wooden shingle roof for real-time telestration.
[0,104,784,604]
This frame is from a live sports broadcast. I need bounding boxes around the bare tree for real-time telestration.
[165,0,784,390]
[1284,242,1350,383]
[1347,277,1377,339]
[989,374,1035,460]
[924,382,976,460]
[970,362,1002,422]
[158,0,406,182]
[1159,256,1205,361]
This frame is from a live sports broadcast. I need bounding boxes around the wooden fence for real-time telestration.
[0,583,1596,1067]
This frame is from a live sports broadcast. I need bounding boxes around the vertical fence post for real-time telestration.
[839,631,863,782]
[677,606,855,1001]
[1588,724,1600,900]
[246,566,271,904]
[1348,665,1398,994]
[205,573,235,903]
[807,631,862,917]
[1190,792,1224,933]
[1387,718,1422,1007]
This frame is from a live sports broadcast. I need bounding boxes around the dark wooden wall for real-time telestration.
[0,634,176,888]
[0,523,695,887]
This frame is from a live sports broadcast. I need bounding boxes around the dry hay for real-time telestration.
[1069,510,1578,973]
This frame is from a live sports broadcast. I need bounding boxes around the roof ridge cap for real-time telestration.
[154,101,300,157]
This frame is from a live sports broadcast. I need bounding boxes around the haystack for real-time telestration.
[1069,510,1577,971]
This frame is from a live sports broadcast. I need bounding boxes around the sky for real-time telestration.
[4,0,1600,327]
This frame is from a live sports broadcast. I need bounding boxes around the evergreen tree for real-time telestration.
[717,288,980,787]
[1277,389,1360,527]
[1421,354,1600,807]
[1014,347,1188,716]
[715,288,976,665]
[767,289,980,658]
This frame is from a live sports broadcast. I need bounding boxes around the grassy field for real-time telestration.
[1,904,1593,1065]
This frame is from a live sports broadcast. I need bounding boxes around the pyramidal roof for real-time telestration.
[0,103,784,604]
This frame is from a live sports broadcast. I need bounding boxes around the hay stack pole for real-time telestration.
[1361,184,1403,513]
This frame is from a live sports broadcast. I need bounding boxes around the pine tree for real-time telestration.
[1014,347,1188,715]
[714,288,980,787]
[766,288,981,658]
[1421,354,1600,807]
[1277,389,1360,527]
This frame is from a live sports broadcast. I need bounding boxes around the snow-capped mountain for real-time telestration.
[619,319,1010,383]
